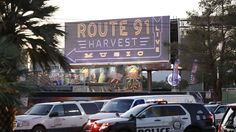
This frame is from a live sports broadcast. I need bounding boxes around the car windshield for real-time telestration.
[121,104,147,118]
[25,104,53,115]
[100,99,134,113]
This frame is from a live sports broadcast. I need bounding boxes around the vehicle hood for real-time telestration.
[96,117,129,124]
[16,115,44,121]
[89,112,121,120]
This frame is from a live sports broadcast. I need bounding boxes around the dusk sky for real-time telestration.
[48,0,200,22]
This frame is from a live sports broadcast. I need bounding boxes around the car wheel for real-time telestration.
[32,126,46,132]
[184,127,200,132]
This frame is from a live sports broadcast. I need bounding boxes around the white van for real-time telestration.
[146,94,197,103]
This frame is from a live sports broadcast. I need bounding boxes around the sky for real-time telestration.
[48,0,200,23]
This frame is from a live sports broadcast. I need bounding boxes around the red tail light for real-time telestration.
[217,123,222,132]
[207,113,215,124]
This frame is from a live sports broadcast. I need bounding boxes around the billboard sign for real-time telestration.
[65,16,170,65]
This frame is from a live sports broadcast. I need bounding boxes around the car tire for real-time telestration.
[32,125,46,132]
[184,127,200,132]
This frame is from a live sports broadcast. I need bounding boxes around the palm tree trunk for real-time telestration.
[0,94,17,132]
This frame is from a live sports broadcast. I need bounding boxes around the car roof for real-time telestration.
[91,99,109,102]
[110,95,183,100]
[35,100,92,105]
[142,102,203,106]
[111,95,154,100]
[204,104,220,107]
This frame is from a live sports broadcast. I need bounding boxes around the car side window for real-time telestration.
[50,104,64,116]
[182,104,209,121]
[144,107,160,117]
[159,106,186,116]
[64,104,81,116]
[143,106,185,118]
[216,106,227,114]
[133,99,145,107]
[80,103,99,114]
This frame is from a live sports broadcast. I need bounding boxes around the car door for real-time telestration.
[136,105,170,132]
[62,103,86,129]
[46,104,65,129]
[136,105,190,132]
[157,105,190,131]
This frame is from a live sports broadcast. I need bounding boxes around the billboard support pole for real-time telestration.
[147,70,152,93]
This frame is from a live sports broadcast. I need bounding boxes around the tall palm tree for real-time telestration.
[0,0,70,131]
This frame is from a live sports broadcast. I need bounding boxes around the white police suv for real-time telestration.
[87,103,216,132]
[15,101,99,132]
[87,95,196,123]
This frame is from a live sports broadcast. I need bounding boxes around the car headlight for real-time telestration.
[17,120,30,127]
[100,122,115,130]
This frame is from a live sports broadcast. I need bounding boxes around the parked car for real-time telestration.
[14,101,99,132]
[87,102,216,132]
[218,103,236,132]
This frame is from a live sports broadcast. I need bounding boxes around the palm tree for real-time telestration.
[0,0,70,131]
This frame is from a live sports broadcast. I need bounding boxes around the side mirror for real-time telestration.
[49,112,59,117]
[128,114,137,120]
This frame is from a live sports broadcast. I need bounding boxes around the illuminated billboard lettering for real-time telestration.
[65,16,170,64]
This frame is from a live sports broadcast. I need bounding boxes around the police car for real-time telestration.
[87,103,216,132]
[87,95,197,124]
